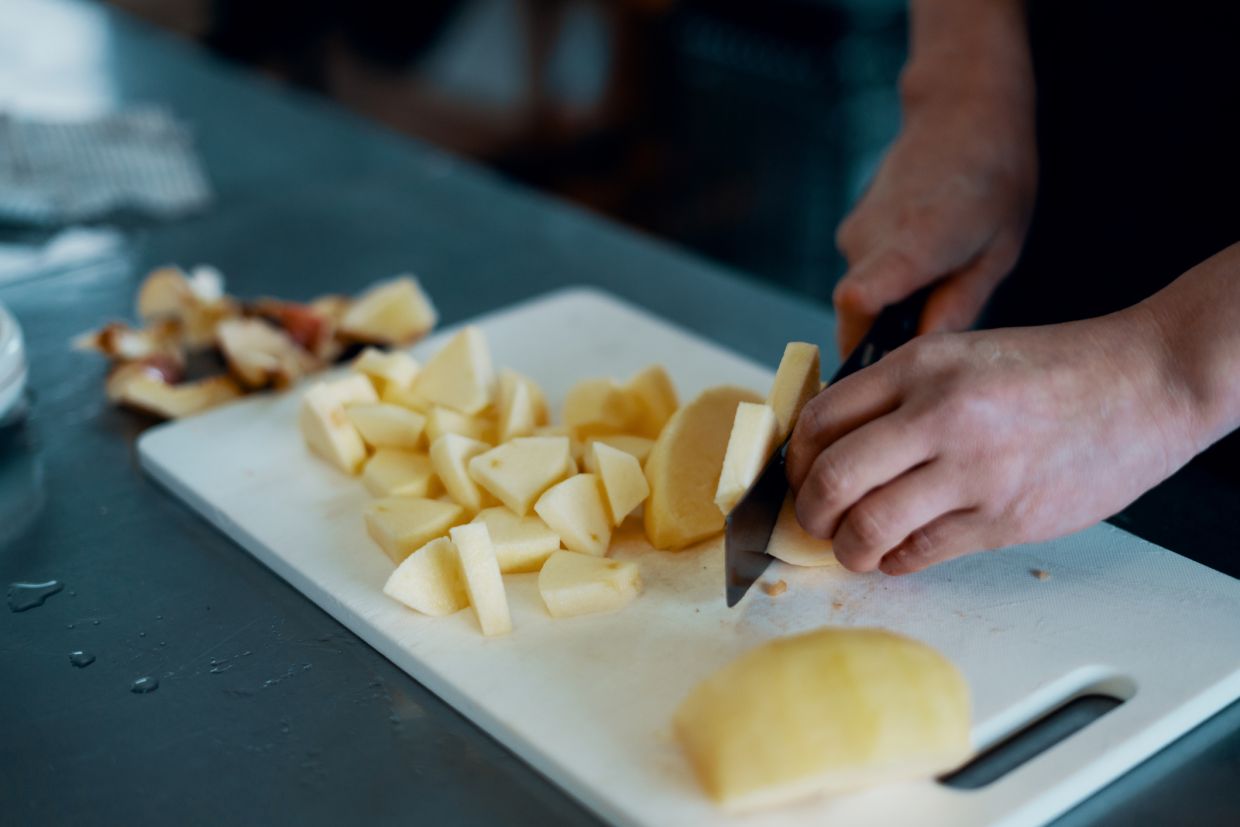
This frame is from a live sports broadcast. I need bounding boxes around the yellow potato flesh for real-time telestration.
[674,627,971,812]
[643,385,763,550]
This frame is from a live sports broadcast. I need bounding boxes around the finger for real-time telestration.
[831,462,966,573]
[793,411,932,541]
[786,367,901,490]
[876,509,995,575]
[919,241,1019,334]
[833,246,922,357]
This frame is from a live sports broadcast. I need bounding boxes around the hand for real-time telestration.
[834,61,1037,357]
[786,309,1199,575]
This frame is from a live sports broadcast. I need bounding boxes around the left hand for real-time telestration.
[785,309,1200,574]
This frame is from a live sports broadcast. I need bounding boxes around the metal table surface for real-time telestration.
[1,1,1237,824]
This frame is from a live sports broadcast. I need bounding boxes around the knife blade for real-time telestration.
[724,284,935,607]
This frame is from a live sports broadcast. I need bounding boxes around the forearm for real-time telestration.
[1140,243,1240,451]
[901,0,1033,108]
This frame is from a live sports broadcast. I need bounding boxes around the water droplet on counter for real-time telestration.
[7,581,64,612]
[209,662,233,674]
[156,615,163,621]
[138,631,146,638]
[69,590,77,597]
[91,619,100,626]
[130,676,159,694]
[302,663,312,671]
[66,623,75,629]
[69,651,96,668]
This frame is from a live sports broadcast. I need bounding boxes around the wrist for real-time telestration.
[900,0,1033,116]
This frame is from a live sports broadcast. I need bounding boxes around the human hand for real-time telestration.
[834,41,1037,357]
[786,309,1200,574]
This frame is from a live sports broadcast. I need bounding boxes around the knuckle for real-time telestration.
[811,452,852,506]
[846,501,889,550]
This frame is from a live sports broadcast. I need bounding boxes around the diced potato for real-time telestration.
[538,550,641,618]
[581,434,654,472]
[361,449,440,498]
[430,434,493,512]
[299,375,378,475]
[382,536,468,616]
[533,425,584,469]
[563,377,637,437]
[625,365,679,438]
[352,347,420,395]
[644,386,763,550]
[425,406,496,445]
[534,474,612,556]
[340,276,438,345]
[768,342,820,441]
[346,402,427,450]
[450,524,512,636]
[590,443,650,525]
[497,369,549,442]
[364,496,466,563]
[469,437,574,516]
[674,628,971,812]
[768,495,836,567]
[381,383,433,413]
[470,507,561,573]
[714,402,780,515]
[412,326,494,415]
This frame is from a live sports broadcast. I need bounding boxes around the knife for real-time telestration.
[724,284,935,607]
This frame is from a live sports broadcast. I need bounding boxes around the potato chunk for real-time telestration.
[674,627,971,812]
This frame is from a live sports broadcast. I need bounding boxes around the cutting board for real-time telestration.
[139,287,1240,827]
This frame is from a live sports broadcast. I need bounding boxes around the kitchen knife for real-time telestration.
[724,284,935,607]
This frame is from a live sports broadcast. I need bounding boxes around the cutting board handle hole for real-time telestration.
[939,677,1133,790]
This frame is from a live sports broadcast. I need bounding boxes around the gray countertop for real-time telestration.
[1,1,1236,824]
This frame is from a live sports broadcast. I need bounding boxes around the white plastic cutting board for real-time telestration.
[139,287,1240,827]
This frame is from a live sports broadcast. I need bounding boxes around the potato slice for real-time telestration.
[425,406,496,445]
[364,496,466,563]
[382,536,468,616]
[469,436,574,516]
[674,627,971,812]
[768,342,820,441]
[534,474,612,556]
[430,434,493,512]
[450,524,512,636]
[563,377,637,437]
[299,375,378,475]
[591,443,650,525]
[346,403,427,450]
[361,449,440,498]
[581,434,654,472]
[625,364,679,438]
[352,347,420,394]
[538,550,641,618]
[340,276,438,345]
[412,326,494,415]
[644,385,763,550]
[714,402,780,516]
[768,495,836,567]
[470,507,561,573]
[497,369,549,442]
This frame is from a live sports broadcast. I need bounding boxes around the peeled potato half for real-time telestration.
[674,627,971,812]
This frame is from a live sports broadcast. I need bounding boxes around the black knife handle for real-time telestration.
[830,283,934,384]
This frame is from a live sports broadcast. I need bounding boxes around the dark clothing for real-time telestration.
[985,1,1240,328]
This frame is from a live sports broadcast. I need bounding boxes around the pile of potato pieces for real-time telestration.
[78,266,438,420]
[299,322,840,635]
[299,324,684,635]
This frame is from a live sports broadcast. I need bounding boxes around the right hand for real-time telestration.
[833,79,1037,357]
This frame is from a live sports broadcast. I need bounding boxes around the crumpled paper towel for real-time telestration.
[0,108,211,225]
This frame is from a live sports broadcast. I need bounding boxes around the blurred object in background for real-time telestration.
[106,0,906,301]
[0,108,211,227]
